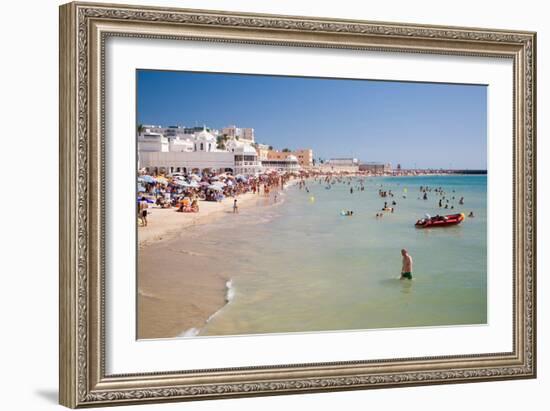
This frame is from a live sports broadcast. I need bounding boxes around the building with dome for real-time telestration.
[193,128,217,152]
[137,126,263,175]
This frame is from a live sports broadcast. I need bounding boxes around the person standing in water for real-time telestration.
[400,249,413,280]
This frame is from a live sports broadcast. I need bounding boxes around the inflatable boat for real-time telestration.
[415,213,464,228]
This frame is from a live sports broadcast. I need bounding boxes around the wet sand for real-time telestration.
[137,192,269,339]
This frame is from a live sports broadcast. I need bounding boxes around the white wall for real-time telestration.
[0,0,547,410]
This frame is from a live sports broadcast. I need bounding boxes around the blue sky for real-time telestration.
[137,70,487,169]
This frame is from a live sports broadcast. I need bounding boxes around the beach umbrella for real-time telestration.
[138,196,154,204]
[189,174,201,181]
[188,181,200,188]
[208,185,224,191]
[199,181,210,187]
[137,184,146,192]
[156,176,168,184]
[211,181,226,187]
[141,175,155,184]
[210,176,220,181]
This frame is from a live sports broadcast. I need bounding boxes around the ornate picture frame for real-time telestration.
[59,2,536,408]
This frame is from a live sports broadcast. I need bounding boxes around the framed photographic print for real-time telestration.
[59,2,537,408]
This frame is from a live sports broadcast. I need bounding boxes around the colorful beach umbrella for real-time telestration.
[140,175,155,184]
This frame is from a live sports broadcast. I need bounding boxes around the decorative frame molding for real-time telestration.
[59,2,536,408]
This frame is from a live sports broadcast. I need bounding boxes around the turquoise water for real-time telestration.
[185,175,487,336]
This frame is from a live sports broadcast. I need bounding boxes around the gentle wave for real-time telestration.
[178,327,199,337]
[178,279,235,337]
[225,279,235,303]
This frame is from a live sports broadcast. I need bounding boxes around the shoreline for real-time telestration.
[138,191,261,248]
[137,185,288,339]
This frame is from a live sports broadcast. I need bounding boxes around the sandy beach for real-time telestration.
[137,191,271,339]
[138,192,259,247]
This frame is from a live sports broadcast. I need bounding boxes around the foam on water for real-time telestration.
[225,280,235,303]
[178,327,200,338]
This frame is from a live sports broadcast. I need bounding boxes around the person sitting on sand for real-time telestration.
[190,199,199,213]
[400,249,413,280]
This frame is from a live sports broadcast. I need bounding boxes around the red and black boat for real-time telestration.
[415,213,465,228]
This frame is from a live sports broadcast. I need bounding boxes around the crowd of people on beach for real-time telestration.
[137,170,295,226]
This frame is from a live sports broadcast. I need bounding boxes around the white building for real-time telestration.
[137,132,169,152]
[193,128,218,152]
[168,137,194,152]
[327,158,359,166]
[138,127,263,175]
[318,158,359,173]
[226,140,262,175]
[261,155,300,172]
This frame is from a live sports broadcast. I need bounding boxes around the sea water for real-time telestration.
[181,175,487,337]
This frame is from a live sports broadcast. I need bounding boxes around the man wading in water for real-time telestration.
[400,249,413,280]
